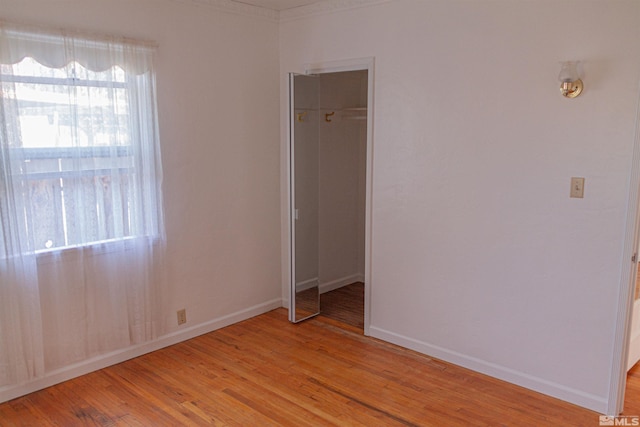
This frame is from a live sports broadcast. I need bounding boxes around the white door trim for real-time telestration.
[608,90,640,415]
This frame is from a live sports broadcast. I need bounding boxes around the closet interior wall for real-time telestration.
[318,70,367,294]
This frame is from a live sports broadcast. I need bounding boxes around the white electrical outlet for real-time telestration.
[570,177,585,198]
[177,309,187,325]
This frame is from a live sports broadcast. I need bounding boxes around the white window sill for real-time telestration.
[35,235,161,265]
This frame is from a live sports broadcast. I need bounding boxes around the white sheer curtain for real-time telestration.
[0,21,165,386]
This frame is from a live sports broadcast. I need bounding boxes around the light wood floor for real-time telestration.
[320,282,364,331]
[1,306,639,426]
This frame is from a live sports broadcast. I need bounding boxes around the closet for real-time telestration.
[289,70,368,326]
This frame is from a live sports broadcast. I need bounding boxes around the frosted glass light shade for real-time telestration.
[558,61,579,83]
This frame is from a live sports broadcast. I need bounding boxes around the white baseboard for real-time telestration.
[0,298,282,404]
[319,273,364,294]
[369,325,608,414]
[296,277,319,292]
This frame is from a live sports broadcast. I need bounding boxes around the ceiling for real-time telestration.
[237,0,323,11]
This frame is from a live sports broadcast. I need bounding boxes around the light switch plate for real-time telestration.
[570,177,585,198]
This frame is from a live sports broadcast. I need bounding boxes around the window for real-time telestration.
[0,22,165,389]
[0,26,163,253]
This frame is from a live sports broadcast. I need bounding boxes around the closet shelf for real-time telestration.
[340,107,367,121]
[316,107,367,112]
[296,107,367,123]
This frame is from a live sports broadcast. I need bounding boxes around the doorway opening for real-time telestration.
[288,59,373,334]
[611,88,640,414]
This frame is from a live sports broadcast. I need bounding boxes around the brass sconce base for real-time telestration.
[560,79,583,98]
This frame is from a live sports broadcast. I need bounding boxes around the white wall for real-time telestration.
[0,0,281,400]
[280,0,640,412]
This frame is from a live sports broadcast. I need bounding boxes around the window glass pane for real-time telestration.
[2,57,140,251]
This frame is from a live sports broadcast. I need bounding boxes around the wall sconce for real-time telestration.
[558,61,583,98]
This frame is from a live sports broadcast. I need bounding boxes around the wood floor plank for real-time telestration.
[320,282,364,330]
[0,305,638,426]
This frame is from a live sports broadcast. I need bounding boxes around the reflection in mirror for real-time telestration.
[294,286,319,321]
[291,73,320,322]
